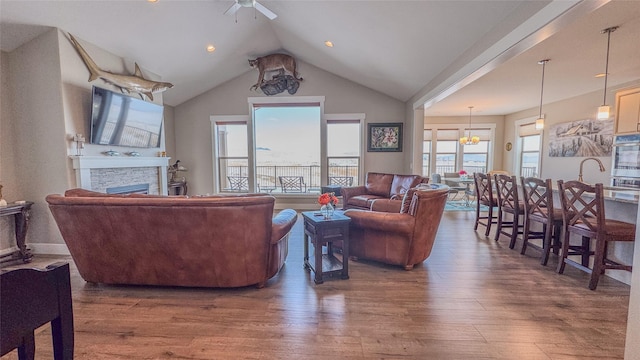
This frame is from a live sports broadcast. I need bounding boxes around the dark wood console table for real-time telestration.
[0,202,34,265]
[302,210,350,284]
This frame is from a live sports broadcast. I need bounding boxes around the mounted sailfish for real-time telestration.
[68,33,173,101]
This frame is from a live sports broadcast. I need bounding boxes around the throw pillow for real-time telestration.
[400,188,418,214]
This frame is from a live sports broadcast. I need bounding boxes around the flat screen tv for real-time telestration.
[90,86,164,148]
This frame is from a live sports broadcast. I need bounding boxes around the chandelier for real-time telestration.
[460,106,480,145]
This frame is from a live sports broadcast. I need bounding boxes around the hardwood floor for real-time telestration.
[1,211,630,359]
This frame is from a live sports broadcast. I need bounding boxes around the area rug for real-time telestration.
[444,200,488,212]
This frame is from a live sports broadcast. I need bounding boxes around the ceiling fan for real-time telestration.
[224,0,277,20]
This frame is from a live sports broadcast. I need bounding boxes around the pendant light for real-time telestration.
[535,59,550,130]
[597,26,618,120]
[460,106,479,145]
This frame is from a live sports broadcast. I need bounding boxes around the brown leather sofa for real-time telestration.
[46,189,297,288]
[344,187,448,270]
[341,172,428,211]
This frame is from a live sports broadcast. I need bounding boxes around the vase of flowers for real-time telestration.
[318,192,339,219]
[458,170,468,180]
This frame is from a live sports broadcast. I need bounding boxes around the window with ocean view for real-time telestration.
[213,98,362,195]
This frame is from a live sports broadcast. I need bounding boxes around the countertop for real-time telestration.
[600,188,640,204]
[553,186,640,204]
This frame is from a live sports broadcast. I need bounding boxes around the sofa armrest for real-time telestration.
[344,209,414,234]
[341,186,367,208]
[271,209,298,244]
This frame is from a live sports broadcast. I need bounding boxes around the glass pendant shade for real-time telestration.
[597,105,610,120]
[535,117,545,130]
[471,135,480,144]
[459,136,468,145]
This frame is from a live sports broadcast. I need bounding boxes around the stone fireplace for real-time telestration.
[70,156,170,195]
[106,183,150,195]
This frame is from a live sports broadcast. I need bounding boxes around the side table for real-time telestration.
[0,201,34,265]
[302,210,350,284]
[168,181,188,196]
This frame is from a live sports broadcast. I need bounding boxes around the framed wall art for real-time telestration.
[367,123,403,152]
[548,118,613,157]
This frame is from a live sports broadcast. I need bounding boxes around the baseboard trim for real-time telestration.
[28,243,70,256]
[0,246,19,257]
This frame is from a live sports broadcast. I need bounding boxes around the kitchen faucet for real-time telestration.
[578,157,605,183]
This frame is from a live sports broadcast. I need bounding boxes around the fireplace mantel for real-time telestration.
[69,156,170,195]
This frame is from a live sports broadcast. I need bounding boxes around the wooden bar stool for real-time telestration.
[494,174,524,249]
[556,180,635,290]
[520,177,563,265]
[472,172,498,236]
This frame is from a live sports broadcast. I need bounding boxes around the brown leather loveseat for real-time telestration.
[46,189,297,288]
[344,187,448,270]
[341,172,428,211]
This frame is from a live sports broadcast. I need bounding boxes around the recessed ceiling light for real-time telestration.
[595,73,607,78]
[147,0,158,3]
[206,45,216,53]
[324,41,334,48]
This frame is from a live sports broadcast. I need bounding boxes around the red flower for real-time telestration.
[458,170,467,176]
[318,192,339,206]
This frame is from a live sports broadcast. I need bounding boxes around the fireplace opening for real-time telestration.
[106,183,150,195]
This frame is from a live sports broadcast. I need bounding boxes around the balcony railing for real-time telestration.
[221,157,359,193]
[429,165,537,178]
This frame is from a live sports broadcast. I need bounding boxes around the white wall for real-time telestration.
[173,60,407,196]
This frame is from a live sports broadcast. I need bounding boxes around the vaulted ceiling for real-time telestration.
[1,0,639,116]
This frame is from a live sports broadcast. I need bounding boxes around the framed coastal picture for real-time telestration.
[548,118,613,157]
[367,123,403,152]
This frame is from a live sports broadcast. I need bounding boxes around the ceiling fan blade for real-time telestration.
[224,2,242,16]
[254,1,277,20]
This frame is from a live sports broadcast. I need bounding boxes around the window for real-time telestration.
[423,124,495,176]
[422,130,432,176]
[435,129,459,174]
[517,122,542,177]
[462,128,491,174]
[327,119,360,186]
[254,105,321,192]
[215,121,249,192]
[521,135,541,177]
[212,97,363,195]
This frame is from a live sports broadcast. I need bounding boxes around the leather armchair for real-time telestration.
[344,188,448,270]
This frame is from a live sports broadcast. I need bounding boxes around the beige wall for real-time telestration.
[3,29,68,252]
[505,80,640,183]
[173,60,407,196]
[0,50,19,251]
[164,105,176,161]
[0,29,171,253]
[58,30,167,160]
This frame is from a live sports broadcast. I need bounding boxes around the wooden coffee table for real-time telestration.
[302,210,350,284]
